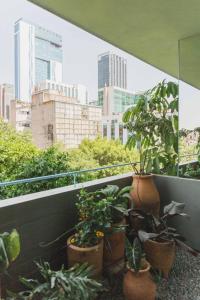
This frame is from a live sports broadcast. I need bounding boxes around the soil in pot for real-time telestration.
[67,236,103,278]
[144,239,175,278]
[123,260,156,300]
[103,218,126,267]
[130,174,160,218]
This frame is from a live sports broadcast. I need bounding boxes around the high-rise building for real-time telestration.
[34,80,88,105]
[14,18,63,103]
[98,86,140,116]
[0,84,15,122]
[98,52,127,89]
[31,89,102,149]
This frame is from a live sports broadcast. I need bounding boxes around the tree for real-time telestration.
[70,137,139,177]
[0,120,139,199]
[1,146,71,199]
[0,120,38,179]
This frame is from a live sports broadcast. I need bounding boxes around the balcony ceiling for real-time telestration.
[28,0,200,89]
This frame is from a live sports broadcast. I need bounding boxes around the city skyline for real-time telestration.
[0,0,200,130]
[0,0,175,102]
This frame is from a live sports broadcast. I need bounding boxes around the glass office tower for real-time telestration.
[14,19,63,102]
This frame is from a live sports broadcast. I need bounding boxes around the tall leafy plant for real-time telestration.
[123,80,178,175]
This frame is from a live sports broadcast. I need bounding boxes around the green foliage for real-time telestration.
[135,202,198,256]
[125,237,143,272]
[73,189,112,247]
[0,121,138,200]
[0,229,20,274]
[8,262,103,300]
[71,137,139,177]
[181,164,200,178]
[0,120,37,178]
[1,146,71,199]
[99,185,132,223]
[123,80,178,175]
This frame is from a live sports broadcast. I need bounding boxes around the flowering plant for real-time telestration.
[70,189,112,247]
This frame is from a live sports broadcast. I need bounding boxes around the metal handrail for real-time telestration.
[0,155,198,188]
[0,162,138,188]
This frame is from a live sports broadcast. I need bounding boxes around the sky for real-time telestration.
[0,0,199,130]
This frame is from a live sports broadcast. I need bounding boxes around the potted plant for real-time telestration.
[123,237,156,300]
[123,80,178,217]
[67,189,112,277]
[0,229,20,298]
[98,184,131,267]
[8,262,103,300]
[136,201,198,278]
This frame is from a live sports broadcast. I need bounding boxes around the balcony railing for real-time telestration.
[1,171,200,292]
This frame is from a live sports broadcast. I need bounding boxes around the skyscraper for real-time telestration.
[98,52,127,89]
[14,19,63,102]
[0,83,14,122]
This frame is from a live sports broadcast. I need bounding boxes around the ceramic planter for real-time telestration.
[67,236,103,277]
[123,260,156,300]
[144,239,175,278]
[103,218,126,266]
[131,174,160,218]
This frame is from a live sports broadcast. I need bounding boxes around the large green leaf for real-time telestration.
[4,229,21,263]
[163,201,186,216]
[100,185,119,197]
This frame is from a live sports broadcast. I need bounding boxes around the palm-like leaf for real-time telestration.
[9,262,103,300]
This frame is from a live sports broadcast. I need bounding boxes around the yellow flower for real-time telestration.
[96,231,104,238]
[70,238,75,244]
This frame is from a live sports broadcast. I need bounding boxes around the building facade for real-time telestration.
[102,114,128,145]
[10,100,31,132]
[31,90,102,149]
[14,19,63,103]
[98,86,140,116]
[34,80,88,105]
[98,52,127,89]
[0,84,14,122]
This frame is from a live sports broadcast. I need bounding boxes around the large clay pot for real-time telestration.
[131,174,160,218]
[123,261,156,300]
[67,236,103,277]
[144,239,175,278]
[103,218,126,266]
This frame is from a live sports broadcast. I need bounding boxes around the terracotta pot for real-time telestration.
[67,236,103,277]
[144,239,175,278]
[103,218,126,266]
[130,174,160,218]
[123,261,156,300]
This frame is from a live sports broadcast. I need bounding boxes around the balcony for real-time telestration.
[2,1,200,299]
[2,171,200,298]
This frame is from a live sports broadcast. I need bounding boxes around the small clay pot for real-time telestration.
[123,260,156,300]
[130,174,160,218]
[67,236,103,278]
[144,239,175,278]
[103,218,126,266]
